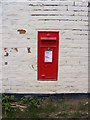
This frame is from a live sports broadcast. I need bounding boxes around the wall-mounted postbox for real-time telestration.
[37,31,59,81]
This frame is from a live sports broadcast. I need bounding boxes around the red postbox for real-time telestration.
[37,31,59,81]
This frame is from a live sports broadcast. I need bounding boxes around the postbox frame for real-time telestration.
[37,31,59,81]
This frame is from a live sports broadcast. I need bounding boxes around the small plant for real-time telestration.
[29,97,42,109]
[7,109,17,118]
[10,95,15,101]
[18,97,29,105]
[2,94,15,114]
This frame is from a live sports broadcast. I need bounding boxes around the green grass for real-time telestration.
[72,111,82,118]
[78,103,87,111]
[43,103,57,113]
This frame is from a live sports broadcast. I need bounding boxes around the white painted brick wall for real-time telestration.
[1,0,88,93]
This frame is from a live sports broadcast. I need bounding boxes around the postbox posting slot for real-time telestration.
[40,37,57,41]
[41,40,56,42]
[41,37,56,43]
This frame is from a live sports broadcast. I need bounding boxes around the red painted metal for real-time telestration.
[37,31,59,81]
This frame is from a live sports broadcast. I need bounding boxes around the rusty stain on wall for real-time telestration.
[32,65,34,69]
[4,52,9,57]
[27,48,31,53]
[27,38,30,40]
[14,48,18,52]
[31,65,37,71]
[5,62,8,65]
[4,48,7,51]
[17,29,26,34]
[4,48,9,57]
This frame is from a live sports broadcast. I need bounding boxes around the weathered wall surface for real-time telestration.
[1,0,88,93]
[88,1,90,93]
[0,1,2,94]
[0,2,2,118]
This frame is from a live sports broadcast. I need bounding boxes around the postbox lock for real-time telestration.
[47,47,50,50]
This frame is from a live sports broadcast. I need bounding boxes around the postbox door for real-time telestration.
[40,47,56,80]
